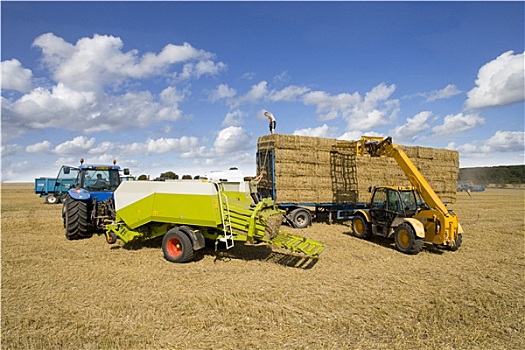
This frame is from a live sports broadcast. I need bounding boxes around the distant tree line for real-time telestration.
[459,165,525,185]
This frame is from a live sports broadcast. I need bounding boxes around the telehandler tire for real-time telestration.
[63,196,91,240]
[448,233,463,251]
[352,214,371,239]
[394,223,423,254]
[162,228,194,263]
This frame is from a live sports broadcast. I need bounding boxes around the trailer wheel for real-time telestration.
[64,196,91,240]
[394,223,423,254]
[290,208,311,229]
[46,195,58,204]
[162,228,194,263]
[352,214,371,239]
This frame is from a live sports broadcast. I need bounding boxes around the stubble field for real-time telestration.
[1,183,524,349]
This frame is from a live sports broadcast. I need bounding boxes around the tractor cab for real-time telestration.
[368,186,422,235]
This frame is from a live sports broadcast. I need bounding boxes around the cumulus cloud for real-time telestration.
[1,59,33,92]
[390,111,433,142]
[26,140,52,153]
[213,126,251,154]
[269,85,311,102]
[209,83,237,102]
[465,50,525,110]
[54,136,96,155]
[293,124,338,138]
[420,84,462,102]
[2,33,224,137]
[432,112,484,135]
[453,131,524,155]
[236,81,268,106]
[222,109,244,127]
[303,83,399,130]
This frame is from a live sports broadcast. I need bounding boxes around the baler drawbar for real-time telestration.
[105,180,324,263]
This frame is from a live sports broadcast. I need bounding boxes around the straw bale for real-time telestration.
[257,134,459,204]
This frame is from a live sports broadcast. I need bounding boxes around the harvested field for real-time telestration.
[1,183,524,349]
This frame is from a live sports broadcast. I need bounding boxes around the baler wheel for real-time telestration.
[106,231,118,244]
[162,228,194,263]
[394,223,423,255]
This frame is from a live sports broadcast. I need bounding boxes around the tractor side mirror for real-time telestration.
[63,167,70,175]
[123,168,130,175]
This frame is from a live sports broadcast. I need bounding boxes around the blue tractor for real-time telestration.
[60,159,130,240]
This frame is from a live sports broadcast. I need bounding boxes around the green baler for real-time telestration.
[105,180,324,263]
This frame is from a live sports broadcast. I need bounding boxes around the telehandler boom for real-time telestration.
[352,136,463,254]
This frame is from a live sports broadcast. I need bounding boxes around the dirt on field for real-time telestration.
[1,183,524,349]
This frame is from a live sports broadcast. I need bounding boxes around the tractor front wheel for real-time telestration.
[162,228,194,263]
[394,223,423,255]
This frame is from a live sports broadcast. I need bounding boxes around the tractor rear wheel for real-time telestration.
[394,223,423,254]
[64,196,91,240]
[352,214,371,239]
[162,228,194,263]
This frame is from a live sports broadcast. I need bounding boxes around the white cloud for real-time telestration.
[465,50,525,110]
[481,130,524,153]
[222,110,244,127]
[303,83,399,130]
[269,85,310,102]
[145,136,200,153]
[26,140,52,153]
[390,111,433,142]
[209,83,237,102]
[423,84,462,102]
[213,126,251,154]
[236,81,268,106]
[432,112,484,135]
[1,59,33,92]
[293,124,338,138]
[3,33,223,137]
[54,136,96,155]
[452,131,524,154]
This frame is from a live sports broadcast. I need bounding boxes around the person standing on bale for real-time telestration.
[249,173,263,205]
[264,111,276,134]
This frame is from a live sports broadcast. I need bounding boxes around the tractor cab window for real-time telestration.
[386,190,403,213]
[82,169,120,191]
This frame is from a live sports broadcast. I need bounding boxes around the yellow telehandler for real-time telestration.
[352,137,463,254]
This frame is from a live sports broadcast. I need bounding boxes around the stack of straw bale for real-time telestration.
[257,134,459,204]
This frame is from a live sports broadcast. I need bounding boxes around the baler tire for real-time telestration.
[394,223,423,255]
[64,196,91,240]
[352,214,371,239]
[290,208,311,229]
[106,231,118,244]
[162,228,194,263]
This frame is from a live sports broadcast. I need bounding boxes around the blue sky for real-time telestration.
[1,1,524,182]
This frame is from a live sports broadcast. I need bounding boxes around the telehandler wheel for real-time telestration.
[162,228,194,263]
[352,214,371,239]
[448,233,463,251]
[289,208,311,229]
[394,223,423,255]
[63,196,91,240]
